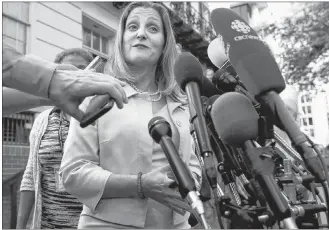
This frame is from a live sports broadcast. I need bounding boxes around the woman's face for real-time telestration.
[123,7,165,67]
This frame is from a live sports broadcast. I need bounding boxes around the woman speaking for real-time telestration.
[60,2,201,229]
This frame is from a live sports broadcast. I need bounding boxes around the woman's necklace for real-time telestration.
[127,81,162,102]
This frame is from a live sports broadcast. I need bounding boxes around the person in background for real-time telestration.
[60,2,202,229]
[17,48,94,229]
[3,46,127,120]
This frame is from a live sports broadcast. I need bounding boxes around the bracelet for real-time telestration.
[137,172,146,199]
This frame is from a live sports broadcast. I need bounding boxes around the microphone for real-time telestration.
[210,8,285,96]
[210,92,298,228]
[211,68,261,113]
[174,52,217,189]
[290,203,327,217]
[208,38,238,77]
[200,74,223,98]
[148,116,209,229]
[208,40,258,108]
[210,92,259,147]
[210,8,325,183]
[212,69,238,92]
[207,37,228,69]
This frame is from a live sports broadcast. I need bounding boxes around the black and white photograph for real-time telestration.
[2,1,329,229]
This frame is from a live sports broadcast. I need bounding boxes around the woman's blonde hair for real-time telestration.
[105,2,186,102]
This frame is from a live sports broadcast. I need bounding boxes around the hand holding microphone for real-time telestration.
[148,116,209,228]
[140,164,191,216]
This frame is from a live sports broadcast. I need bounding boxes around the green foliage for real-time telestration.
[262,2,329,92]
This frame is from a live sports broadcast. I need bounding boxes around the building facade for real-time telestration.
[299,85,329,147]
[2,3,124,228]
[243,2,329,147]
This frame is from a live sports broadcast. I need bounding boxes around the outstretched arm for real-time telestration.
[3,46,128,120]
[3,87,52,116]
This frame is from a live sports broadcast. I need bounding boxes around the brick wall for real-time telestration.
[2,145,30,229]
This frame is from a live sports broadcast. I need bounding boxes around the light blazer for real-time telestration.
[60,84,202,228]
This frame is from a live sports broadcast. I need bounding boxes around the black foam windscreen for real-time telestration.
[210,92,259,147]
[174,52,204,92]
[200,75,222,98]
[212,69,238,92]
[210,8,285,96]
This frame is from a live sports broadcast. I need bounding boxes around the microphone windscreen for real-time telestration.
[207,37,228,68]
[210,8,285,96]
[211,92,259,147]
[200,75,222,98]
[174,52,204,92]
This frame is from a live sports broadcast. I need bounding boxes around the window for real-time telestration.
[83,27,109,54]
[3,112,34,145]
[303,118,307,126]
[82,15,114,59]
[305,94,311,102]
[2,2,29,54]
[302,106,306,114]
[308,117,313,126]
[310,129,314,137]
[307,106,311,114]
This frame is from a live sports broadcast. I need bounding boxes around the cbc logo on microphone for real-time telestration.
[231,20,251,34]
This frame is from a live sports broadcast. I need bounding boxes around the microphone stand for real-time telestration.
[204,97,265,228]
[257,91,326,184]
[186,85,218,191]
[252,96,326,229]
[204,101,242,207]
[243,140,298,229]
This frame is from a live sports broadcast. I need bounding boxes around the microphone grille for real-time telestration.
[148,116,172,143]
[148,116,165,133]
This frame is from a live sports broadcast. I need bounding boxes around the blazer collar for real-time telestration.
[167,95,186,116]
[124,84,139,98]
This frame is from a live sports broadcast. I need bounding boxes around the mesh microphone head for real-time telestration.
[210,92,259,147]
[174,52,204,92]
[210,8,285,96]
[148,116,172,143]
